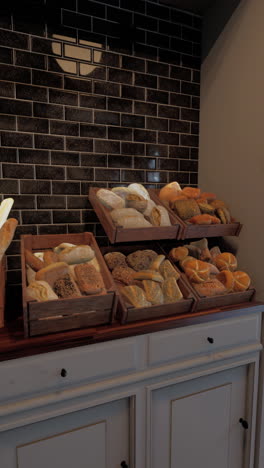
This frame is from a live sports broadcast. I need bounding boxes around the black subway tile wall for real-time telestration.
[0,0,201,315]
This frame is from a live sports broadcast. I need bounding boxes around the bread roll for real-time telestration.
[133,270,164,282]
[181,187,201,199]
[104,252,127,270]
[26,281,58,302]
[111,187,130,199]
[160,259,180,280]
[112,266,135,285]
[172,199,200,220]
[159,182,182,203]
[148,205,171,226]
[162,277,183,303]
[116,216,152,228]
[43,250,59,265]
[0,218,18,262]
[25,249,44,272]
[54,243,76,254]
[184,259,210,283]
[169,246,189,262]
[188,214,221,225]
[58,245,95,264]
[125,194,147,213]
[121,285,151,308]
[126,250,158,271]
[127,183,150,200]
[215,252,237,272]
[143,199,157,217]
[96,188,125,210]
[110,208,141,223]
[193,278,227,297]
[150,255,165,271]
[217,270,235,292]
[143,280,164,305]
[233,271,251,292]
[74,263,105,295]
[35,262,69,287]
[53,274,81,298]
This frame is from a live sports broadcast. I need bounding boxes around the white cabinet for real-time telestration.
[0,397,130,468]
[0,306,262,468]
[150,366,248,468]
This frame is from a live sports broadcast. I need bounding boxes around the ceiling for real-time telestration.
[160,0,215,15]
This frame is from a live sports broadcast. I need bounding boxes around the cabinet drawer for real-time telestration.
[148,313,261,366]
[0,337,139,404]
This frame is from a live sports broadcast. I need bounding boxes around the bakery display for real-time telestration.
[169,238,252,301]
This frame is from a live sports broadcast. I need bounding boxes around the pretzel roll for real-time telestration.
[233,271,251,292]
[184,259,210,283]
[217,270,235,292]
[169,246,189,262]
[215,252,237,272]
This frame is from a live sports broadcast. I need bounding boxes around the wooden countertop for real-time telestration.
[0,302,263,362]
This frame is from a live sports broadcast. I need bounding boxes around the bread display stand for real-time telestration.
[150,189,242,239]
[89,187,181,243]
[100,243,196,324]
[0,256,6,328]
[21,233,117,337]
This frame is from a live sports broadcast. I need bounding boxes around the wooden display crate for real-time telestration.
[0,256,6,328]
[89,187,181,243]
[21,233,117,337]
[150,189,242,239]
[100,243,196,324]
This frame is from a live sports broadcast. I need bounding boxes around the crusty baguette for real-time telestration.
[0,218,18,262]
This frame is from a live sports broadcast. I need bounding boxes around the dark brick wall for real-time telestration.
[0,0,201,316]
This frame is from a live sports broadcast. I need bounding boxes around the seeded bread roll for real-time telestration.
[74,263,105,295]
[104,252,127,270]
[193,278,227,297]
[112,266,135,285]
[172,199,200,220]
[126,250,158,271]
[53,274,82,299]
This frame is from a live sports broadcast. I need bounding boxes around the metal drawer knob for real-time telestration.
[60,368,67,378]
[207,337,214,344]
[239,418,249,429]
[121,462,128,468]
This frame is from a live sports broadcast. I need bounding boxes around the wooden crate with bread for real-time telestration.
[21,232,117,337]
[168,238,255,310]
[100,243,196,323]
[156,182,242,239]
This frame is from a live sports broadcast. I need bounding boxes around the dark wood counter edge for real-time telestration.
[0,301,263,362]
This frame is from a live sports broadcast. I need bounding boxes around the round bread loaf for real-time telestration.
[159,182,182,202]
[233,271,251,291]
[169,246,189,262]
[215,252,237,271]
[217,270,235,291]
[184,259,210,283]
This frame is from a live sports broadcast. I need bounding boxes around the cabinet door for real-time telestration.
[151,366,249,468]
[0,397,130,468]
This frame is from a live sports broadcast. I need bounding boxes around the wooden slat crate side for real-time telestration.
[30,309,112,337]
[21,232,117,337]
[0,257,6,328]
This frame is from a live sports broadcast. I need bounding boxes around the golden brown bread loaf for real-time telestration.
[217,270,235,292]
[159,260,180,281]
[43,250,59,266]
[183,259,210,283]
[169,246,189,262]
[214,252,237,271]
[159,182,182,202]
[112,266,135,285]
[25,249,44,272]
[74,263,105,295]
[0,218,18,262]
[142,280,164,305]
[172,199,200,220]
[121,285,151,308]
[193,278,227,297]
[162,277,183,303]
